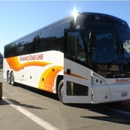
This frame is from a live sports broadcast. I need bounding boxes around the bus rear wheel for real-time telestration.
[58,80,64,104]
[10,72,15,86]
[7,71,11,84]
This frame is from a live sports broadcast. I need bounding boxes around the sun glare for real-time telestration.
[71,7,79,21]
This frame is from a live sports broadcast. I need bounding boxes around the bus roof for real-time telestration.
[5,12,129,46]
[79,12,129,28]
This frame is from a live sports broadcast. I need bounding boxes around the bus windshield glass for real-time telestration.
[115,25,130,61]
[86,22,118,64]
[86,21,130,78]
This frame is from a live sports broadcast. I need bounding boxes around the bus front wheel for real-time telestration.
[58,80,64,104]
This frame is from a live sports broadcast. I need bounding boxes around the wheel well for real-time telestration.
[56,75,63,94]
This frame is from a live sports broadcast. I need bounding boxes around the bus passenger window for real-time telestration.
[75,33,86,62]
[38,28,52,52]
[67,32,86,63]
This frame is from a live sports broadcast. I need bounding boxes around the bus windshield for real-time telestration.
[86,22,130,78]
[86,22,118,64]
[115,25,130,61]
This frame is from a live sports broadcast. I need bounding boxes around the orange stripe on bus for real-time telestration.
[38,66,63,93]
[6,57,50,71]
[64,71,88,80]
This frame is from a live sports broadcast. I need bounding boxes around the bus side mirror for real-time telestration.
[90,32,96,50]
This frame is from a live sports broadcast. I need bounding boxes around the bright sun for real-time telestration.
[71,7,79,21]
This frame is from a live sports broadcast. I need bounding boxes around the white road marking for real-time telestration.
[3,79,130,123]
[3,97,60,130]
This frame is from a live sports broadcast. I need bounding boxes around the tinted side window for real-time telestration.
[27,34,38,54]
[4,34,39,57]
[52,25,64,51]
[21,38,28,55]
[38,28,52,52]
[4,43,14,58]
[4,42,17,58]
[16,38,28,55]
[67,32,86,63]
[51,21,73,52]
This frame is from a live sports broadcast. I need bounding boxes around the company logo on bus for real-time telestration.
[116,78,130,83]
[20,54,43,61]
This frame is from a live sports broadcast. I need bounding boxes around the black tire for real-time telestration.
[10,72,15,86]
[58,80,64,104]
[7,72,11,84]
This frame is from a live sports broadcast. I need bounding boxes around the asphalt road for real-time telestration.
[0,71,130,130]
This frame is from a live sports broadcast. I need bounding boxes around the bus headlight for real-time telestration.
[92,73,107,85]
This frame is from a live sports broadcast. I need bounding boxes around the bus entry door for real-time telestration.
[63,30,91,103]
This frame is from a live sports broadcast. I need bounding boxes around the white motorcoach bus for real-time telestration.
[3,12,130,104]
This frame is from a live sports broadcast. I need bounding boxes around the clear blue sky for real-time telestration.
[0,1,130,55]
